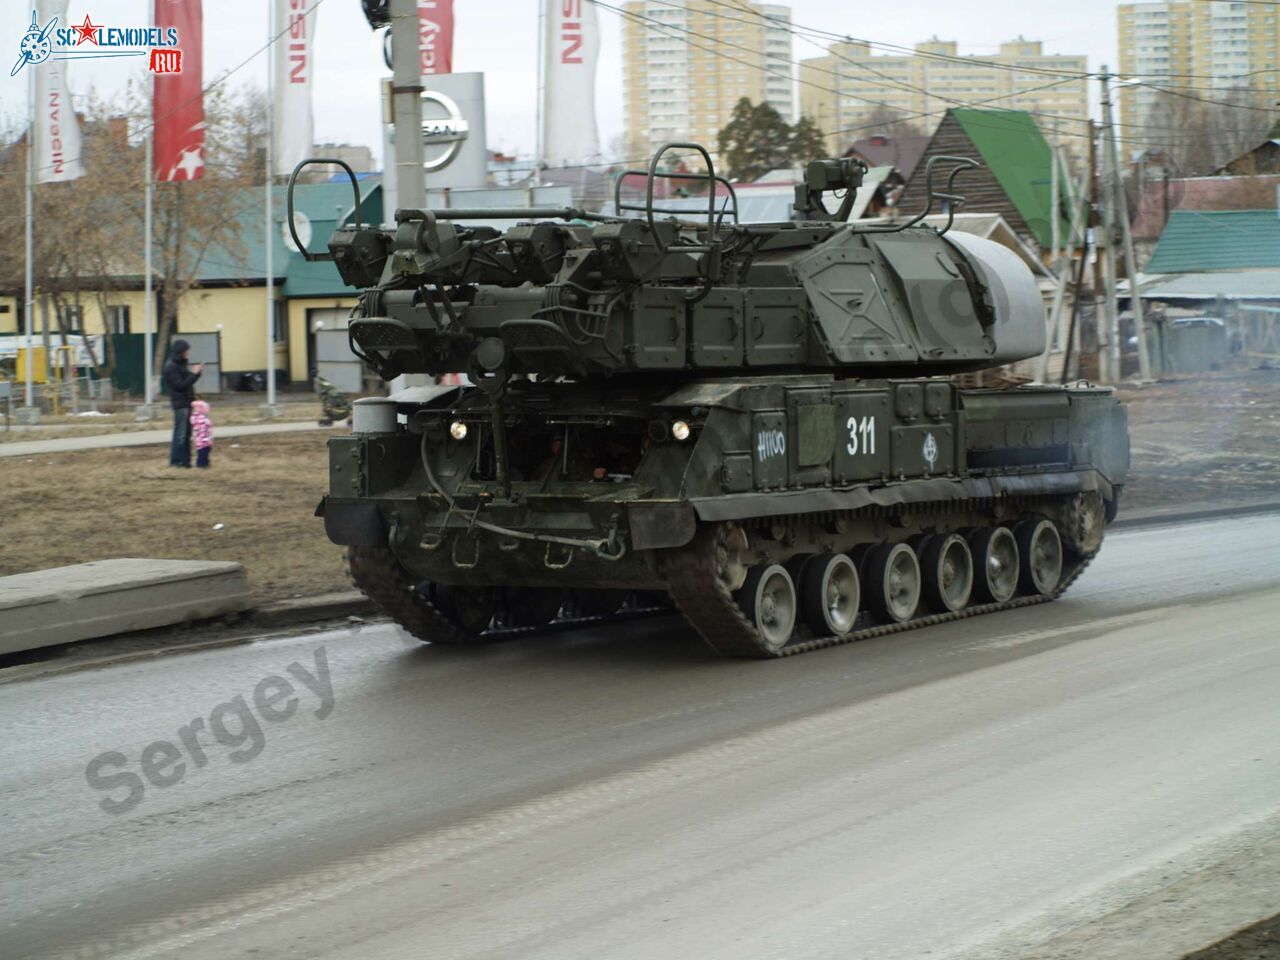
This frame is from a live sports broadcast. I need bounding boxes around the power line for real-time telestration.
[695,0,1093,80]
[602,0,1096,134]
[698,0,1279,86]
[596,0,1261,147]
[1132,80,1280,113]
[1186,0,1280,6]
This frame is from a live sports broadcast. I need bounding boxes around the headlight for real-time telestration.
[671,420,691,441]
[449,421,468,440]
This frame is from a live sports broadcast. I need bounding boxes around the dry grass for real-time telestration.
[0,431,349,601]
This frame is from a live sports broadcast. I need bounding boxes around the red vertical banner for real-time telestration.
[418,0,454,76]
[153,0,205,181]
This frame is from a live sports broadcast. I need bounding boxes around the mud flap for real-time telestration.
[322,499,388,547]
[629,503,697,550]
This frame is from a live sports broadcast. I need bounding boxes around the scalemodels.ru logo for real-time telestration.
[10,8,185,78]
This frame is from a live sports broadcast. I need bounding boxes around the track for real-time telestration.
[664,520,1095,658]
[355,503,1098,659]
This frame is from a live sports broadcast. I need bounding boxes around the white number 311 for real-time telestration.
[846,415,876,456]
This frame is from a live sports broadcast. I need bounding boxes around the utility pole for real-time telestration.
[1049,127,1060,270]
[534,0,546,188]
[387,0,430,393]
[1038,145,1088,383]
[1100,69,1153,380]
[390,0,426,212]
[1093,117,1119,383]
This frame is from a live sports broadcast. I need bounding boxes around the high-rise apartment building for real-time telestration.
[798,38,1090,156]
[1117,2,1280,130]
[622,1,792,160]
[1116,2,1195,131]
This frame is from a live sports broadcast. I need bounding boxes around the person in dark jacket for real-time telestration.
[163,340,203,467]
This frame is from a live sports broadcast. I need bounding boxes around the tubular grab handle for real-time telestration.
[287,157,364,262]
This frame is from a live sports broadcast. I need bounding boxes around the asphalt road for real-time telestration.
[3,514,1279,960]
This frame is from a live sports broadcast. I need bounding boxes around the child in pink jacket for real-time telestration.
[190,399,214,468]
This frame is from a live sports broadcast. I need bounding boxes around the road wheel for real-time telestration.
[921,533,974,613]
[866,542,921,624]
[799,553,860,637]
[969,527,1019,603]
[735,564,797,654]
[1016,519,1063,596]
[431,584,497,637]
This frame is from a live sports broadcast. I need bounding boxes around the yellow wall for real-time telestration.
[286,296,358,383]
[0,289,155,337]
[5,285,356,383]
[0,295,17,334]
[77,289,153,336]
[177,284,287,373]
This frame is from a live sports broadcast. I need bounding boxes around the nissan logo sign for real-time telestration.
[421,90,469,172]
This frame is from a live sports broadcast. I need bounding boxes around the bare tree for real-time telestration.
[1143,85,1274,176]
[0,81,267,384]
[858,104,927,141]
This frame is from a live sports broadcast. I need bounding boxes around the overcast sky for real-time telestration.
[1,0,1123,161]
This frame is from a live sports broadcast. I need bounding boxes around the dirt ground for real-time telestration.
[1182,912,1280,959]
[0,431,348,601]
[1116,368,1280,510]
[2,370,1277,602]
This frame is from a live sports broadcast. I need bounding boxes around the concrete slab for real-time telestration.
[0,559,251,656]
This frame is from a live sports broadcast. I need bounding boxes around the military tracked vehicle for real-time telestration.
[298,145,1129,658]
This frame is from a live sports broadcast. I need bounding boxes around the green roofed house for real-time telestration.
[0,180,383,391]
[896,109,1070,253]
[1122,209,1280,321]
[1144,209,1280,274]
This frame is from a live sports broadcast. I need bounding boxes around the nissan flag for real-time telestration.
[34,0,84,183]
[273,0,318,176]
[418,0,454,76]
[541,0,600,167]
[153,0,204,181]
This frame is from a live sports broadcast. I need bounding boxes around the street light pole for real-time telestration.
[262,1,280,417]
[23,64,35,417]
[390,0,425,211]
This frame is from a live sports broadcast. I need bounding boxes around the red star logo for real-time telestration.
[72,15,101,46]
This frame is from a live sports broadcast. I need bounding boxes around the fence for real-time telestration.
[27,375,116,416]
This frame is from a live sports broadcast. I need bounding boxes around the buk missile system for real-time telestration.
[300,145,1129,658]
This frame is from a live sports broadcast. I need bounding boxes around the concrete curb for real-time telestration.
[0,592,380,685]
[251,591,375,627]
[1112,500,1280,530]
